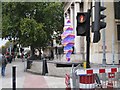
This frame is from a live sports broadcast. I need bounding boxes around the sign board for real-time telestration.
[108,73,115,78]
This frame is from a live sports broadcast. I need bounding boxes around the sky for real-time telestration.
[0,38,8,48]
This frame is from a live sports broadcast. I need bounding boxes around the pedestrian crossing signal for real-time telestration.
[76,12,90,36]
[79,15,86,23]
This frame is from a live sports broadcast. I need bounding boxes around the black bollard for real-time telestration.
[42,58,48,75]
[27,59,31,69]
[12,66,16,90]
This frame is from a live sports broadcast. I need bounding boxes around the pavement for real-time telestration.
[26,55,83,77]
[1,56,120,89]
[0,58,66,89]
[27,60,72,77]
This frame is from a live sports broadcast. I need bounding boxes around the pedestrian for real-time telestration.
[21,53,24,62]
[1,54,7,77]
[55,46,58,59]
[9,55,13,63]
[6,52,10,63]
[12,52,15,61]
[50,50,54,60]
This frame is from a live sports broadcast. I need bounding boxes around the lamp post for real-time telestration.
[101,0,106,65]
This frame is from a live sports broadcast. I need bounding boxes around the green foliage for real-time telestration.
[0,41,11,54]
[1,45,6,54]
[43,2,64,40]
[20,18,47,47]
[2,2,64,49]
[20,18,37,45]
[4,41,11,47]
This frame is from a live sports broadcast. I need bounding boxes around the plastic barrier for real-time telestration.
[76,67,120,89]
[65,74,71,90]
[65,66,120,89]
[79,74,95,90]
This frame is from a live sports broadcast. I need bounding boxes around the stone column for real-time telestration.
[74,2,81,54]
[70,5,74,28]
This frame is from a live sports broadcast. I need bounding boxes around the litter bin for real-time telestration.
[27,60,33,69]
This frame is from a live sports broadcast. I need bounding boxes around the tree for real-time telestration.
[43,2,64,44]
[2,2,36,40]
[0,41,11,54]
[20,18,47,57]
[1,46,6,54]
[2,2,64,58]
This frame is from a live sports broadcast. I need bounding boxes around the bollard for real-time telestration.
[26,60,32,69]
[12,65,16,90]
[83,61,86,69]
[42,58,48,75]
[24,59,27,72]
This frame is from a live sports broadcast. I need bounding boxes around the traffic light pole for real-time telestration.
[86,27,90,68]
[76,10,91,68]
[101,0,106,65]
[86,10,91,68]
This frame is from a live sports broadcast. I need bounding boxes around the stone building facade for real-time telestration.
[63,0,120,64]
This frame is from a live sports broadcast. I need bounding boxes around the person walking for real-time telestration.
[1,54,7,77]
[21,53,24,62]
[6,52,10,63]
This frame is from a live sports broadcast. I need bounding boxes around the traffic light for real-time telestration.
[76,12,90,36]
[93,1,106,43]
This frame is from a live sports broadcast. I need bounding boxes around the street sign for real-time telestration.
[108,73,115,78]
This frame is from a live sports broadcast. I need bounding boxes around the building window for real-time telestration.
[117,25,120,40]
[114,1,120,19]
[80,2,84,11]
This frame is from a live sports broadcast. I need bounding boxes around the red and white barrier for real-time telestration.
[76,67,118,75]
[65,67,119,89]
[65,74,71,90]
[107,72,115,88]
[76,67,119,89]
[79,74,95,90]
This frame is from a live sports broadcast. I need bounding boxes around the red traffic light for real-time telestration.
[76,12,90,36]
[79,15,85,23]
